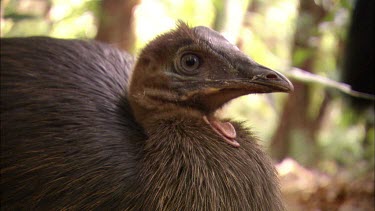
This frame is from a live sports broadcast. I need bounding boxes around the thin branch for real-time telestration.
[283,67,375,101]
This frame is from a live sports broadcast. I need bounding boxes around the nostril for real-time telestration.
[266,73,278,79]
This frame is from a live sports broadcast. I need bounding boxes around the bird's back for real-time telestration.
[0,37,146,209]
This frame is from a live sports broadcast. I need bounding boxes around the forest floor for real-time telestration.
[277,158,374,211]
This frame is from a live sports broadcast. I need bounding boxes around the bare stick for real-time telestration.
[283,67,375,101]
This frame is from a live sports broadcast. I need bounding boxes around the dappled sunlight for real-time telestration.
[133,1,175,51]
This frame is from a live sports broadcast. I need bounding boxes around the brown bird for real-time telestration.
[0,22,293,210]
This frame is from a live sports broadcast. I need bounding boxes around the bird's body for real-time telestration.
[1,38,144,209]
[1,23,292,210]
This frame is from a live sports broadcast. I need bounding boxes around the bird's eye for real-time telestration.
[180,54,200,74]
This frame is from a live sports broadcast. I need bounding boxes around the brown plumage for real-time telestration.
[1,22,293,210]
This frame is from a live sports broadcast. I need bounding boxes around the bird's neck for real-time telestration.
[128,92,204,132]
[129,92,240,147]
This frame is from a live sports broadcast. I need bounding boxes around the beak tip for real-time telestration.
[285,79,294,92]
[265,70,294,93]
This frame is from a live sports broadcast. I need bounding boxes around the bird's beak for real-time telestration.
[234,62,294,93]
[183,60,293,114]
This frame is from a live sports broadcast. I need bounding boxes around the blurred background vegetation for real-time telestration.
[1,0,374,209]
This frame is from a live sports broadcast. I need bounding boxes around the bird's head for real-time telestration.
[129,22,293,134]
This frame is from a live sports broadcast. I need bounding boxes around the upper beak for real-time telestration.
[236,62,294,93]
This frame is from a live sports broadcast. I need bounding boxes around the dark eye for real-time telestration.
[180,54,200,74]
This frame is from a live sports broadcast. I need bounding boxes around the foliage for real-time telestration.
[2,0,98,38]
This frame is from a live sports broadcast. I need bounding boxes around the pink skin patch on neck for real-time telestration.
[203,116,240,147]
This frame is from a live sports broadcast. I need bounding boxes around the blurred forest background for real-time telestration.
[1,0,374,210]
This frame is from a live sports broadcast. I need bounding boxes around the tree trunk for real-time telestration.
[270,1,329,165]
[95,0,140,52]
